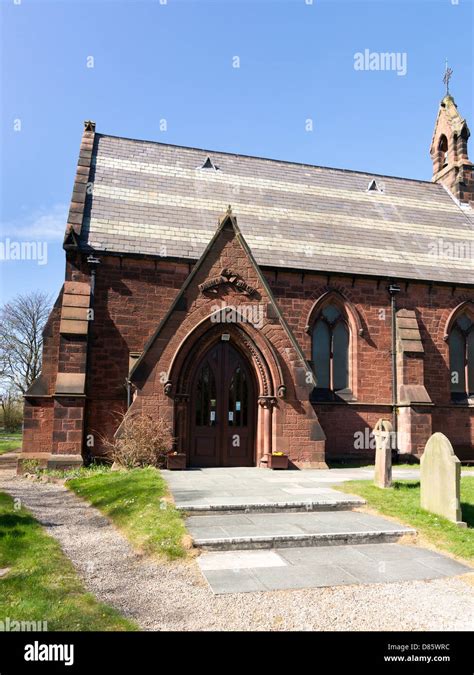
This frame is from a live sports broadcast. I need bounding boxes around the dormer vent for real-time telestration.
[198,156,219,171]
[367,179,384,193]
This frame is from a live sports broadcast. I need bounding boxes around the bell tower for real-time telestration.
[430,65,474,206]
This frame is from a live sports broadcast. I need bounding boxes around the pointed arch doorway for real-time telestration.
[189,341,256,467]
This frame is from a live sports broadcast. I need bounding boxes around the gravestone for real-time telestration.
[373,418,393,488]
[420,432,466,527]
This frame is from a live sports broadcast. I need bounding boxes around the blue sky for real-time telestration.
[1,0,473,304]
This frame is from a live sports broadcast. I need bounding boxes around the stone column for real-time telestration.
[258,396,276,465]
[174,394,189,455]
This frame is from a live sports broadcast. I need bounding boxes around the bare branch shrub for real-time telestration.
[100,413,174,469]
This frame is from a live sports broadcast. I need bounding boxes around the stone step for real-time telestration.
[187,510,416,551]
[177,495,366,515]
[198,544,470,594]
[0,452,19,467]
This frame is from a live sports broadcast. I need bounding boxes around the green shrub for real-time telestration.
[22,459,41,474]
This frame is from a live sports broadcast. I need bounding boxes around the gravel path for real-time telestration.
[1,475,473,631]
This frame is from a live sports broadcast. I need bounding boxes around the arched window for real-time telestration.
[439,134,449,169]
[449,312,474,400]
[312,304,350,397]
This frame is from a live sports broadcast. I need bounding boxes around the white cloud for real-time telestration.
[1,203,68,241]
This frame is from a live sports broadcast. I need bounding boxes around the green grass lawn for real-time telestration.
[0,431,22,455]
[67,467,188,560]
[328,461,420,470]
[0,491,137,631]
[338,477,474,561]
[329,460,474,471]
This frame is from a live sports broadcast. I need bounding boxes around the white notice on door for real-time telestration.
[228,411,234,421]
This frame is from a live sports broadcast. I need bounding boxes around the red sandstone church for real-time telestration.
[21,93,474,470]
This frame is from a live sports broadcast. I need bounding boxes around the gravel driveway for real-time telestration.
[1,475,473,631]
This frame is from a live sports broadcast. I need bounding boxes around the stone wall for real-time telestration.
[22,249,474,464]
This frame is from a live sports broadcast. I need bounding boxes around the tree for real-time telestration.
[0,388,23,431]
[0,292,51,395]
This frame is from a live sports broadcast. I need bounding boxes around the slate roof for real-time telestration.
[77,133,474,285]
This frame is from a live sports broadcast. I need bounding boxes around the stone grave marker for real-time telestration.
[373,418,393,488]
[420,432,466,527]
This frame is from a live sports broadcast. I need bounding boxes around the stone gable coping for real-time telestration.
[63,121,96,245]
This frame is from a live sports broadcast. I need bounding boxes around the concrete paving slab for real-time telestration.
[186,526,229,540]
[251,564,358,591]
[202,568,265,593]
[304,511,414,531]
[277,545,372,566]
[197,543,471,594]
[414,555,472,576]
[282,487,337,495]
[350,543,442,562]
[163,467,366,511]
[164,466,474,490]
[199,550,287,571]
[217,523,306,538]
[185,514,253,528]
[200,496,276,504]
[245,512,323,527]
[339,559,445,584]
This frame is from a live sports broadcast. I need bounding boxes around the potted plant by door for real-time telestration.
[268,452,289,470]
[166,451,186,470]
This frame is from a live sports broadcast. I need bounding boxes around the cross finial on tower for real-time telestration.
[443,58,453,96]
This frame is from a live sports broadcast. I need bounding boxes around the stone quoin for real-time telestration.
[20,92,474,471]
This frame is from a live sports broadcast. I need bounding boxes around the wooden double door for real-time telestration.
[189,341,256,467]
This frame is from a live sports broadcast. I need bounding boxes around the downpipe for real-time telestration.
[388,283,401,455]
